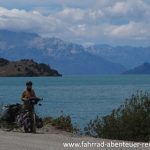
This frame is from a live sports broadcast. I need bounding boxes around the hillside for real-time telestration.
[0,58,62,77]
[122,63,150,74]
[0,30,125,75]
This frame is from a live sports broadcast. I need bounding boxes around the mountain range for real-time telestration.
[0,30,125,75]
[0,29,150,75]
[87,45,150,69]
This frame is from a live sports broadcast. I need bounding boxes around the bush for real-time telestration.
[43,115,79,133]
[84,91,150,142]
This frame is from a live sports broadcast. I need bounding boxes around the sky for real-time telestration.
[0,0,150,46]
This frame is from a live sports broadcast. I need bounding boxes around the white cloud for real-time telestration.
[55,8,104,24]
[106,1,129,17]
[105,22,147,39]
[0,7,67,35]
[0,0,149,46]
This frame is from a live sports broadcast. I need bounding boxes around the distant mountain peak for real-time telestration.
[123,62,150,74]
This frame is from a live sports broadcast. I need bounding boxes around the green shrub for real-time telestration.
[84,91,150,142]
[43,115,79,133]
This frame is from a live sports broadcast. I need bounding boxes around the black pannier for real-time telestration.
[1,103,22,123]
[36,116,43,128]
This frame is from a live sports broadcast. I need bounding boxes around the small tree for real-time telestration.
[84,91,150,142]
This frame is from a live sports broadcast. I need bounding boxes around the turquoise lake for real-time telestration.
[0,75,150,128]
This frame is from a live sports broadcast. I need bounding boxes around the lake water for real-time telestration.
[0,75,150,128]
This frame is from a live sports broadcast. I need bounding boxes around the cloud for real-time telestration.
[0,7,67,35]
[0,0,97,10]
[105,21,149,39]
[0,0,149,46]
[106,1,129,17]
[104,0,150,24]
[55,8,104,24]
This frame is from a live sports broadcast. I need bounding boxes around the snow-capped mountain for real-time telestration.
[0,30,125,74]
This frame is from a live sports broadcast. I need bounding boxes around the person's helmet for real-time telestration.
[26,81,33,86]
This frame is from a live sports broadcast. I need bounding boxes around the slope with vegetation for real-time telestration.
[0,58,62,77]
[84,91,150,142]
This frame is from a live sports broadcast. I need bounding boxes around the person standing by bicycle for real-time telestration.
[21,81,37,111]
[21,81,40,133]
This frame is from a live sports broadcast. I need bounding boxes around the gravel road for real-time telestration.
[0,130,149,150]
